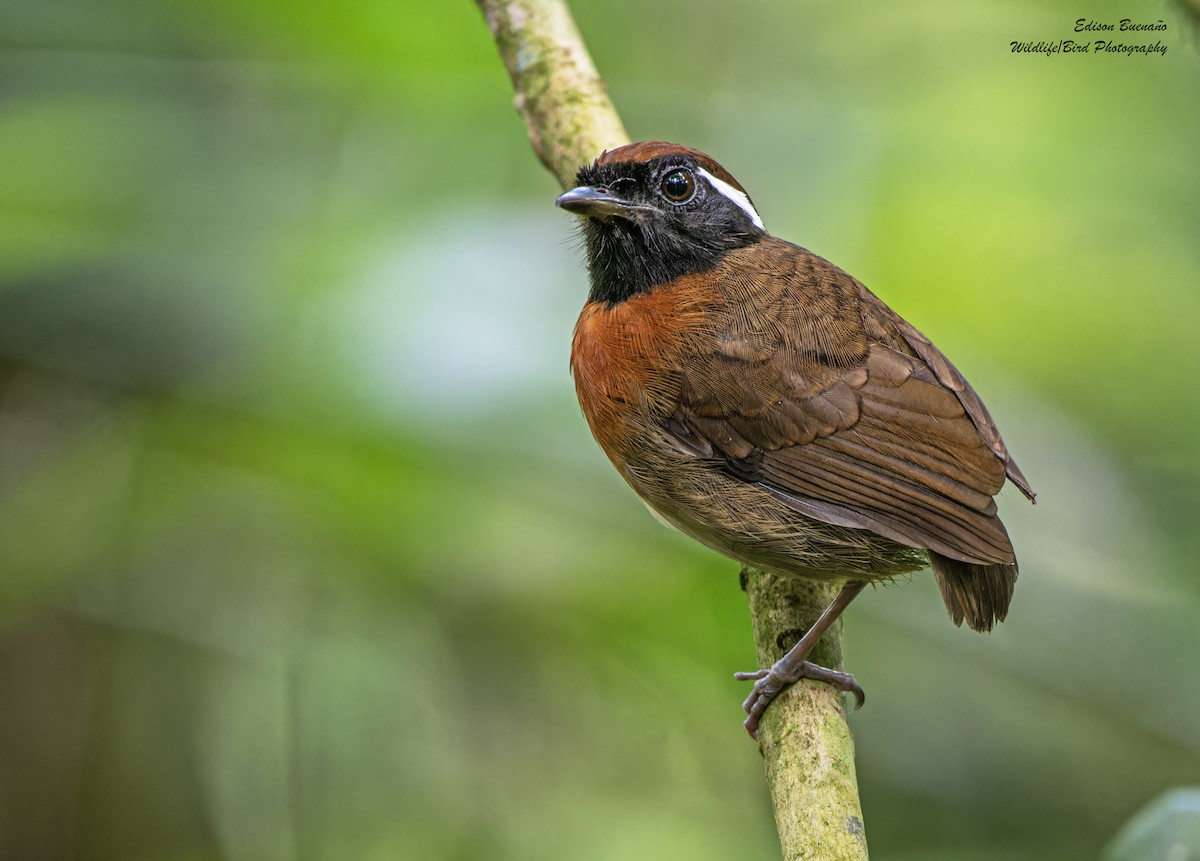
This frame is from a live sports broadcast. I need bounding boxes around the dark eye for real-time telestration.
[660,169,696,203]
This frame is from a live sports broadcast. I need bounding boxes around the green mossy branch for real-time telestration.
[476,2,868,857]
[476,0,630,187]
[743,569,868,860]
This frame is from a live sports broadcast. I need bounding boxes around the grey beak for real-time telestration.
[556,186,648,220]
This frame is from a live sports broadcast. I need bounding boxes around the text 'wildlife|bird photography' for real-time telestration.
[1010,17,1169,56]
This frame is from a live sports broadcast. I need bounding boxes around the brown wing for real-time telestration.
[672,237,1033,566]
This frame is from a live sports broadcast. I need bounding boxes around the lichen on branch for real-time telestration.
[476,0,629,187]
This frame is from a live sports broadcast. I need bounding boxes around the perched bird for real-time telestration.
[557,142,1035,737]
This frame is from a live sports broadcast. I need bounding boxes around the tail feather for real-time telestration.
[930,552,1017,633]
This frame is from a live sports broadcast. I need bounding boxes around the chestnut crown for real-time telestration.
[557,142,766,305]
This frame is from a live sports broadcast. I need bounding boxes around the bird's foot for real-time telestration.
[734,662,865,739]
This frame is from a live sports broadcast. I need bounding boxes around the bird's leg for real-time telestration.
[734,580,868,739]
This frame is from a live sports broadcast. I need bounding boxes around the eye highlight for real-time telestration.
[660,169,696,203]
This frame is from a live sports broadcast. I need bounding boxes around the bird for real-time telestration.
[556,141,1035,738]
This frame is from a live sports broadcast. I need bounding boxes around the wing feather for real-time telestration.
[670,237,1030,566]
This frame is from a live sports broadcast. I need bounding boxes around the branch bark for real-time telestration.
[476,2,868,857]
[476,0,629,188]
[742,568,868,860]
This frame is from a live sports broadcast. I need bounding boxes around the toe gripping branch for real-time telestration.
[735,580,867,739]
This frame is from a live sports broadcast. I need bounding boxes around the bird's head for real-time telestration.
[557,142,766,305]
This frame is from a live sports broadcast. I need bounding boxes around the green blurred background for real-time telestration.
[1,0,1197,858]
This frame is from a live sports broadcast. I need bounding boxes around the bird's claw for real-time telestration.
[734,662,865,740]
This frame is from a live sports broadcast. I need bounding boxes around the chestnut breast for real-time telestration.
[570,238,868,466]
[570,272,715,463]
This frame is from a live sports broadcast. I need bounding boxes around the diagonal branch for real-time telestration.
[742,570,868,859]
[475,2,868,858]
[477,0,629,188]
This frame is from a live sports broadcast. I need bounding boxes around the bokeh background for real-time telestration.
[1,0,1198,858]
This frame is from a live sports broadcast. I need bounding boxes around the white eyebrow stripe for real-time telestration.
[696,167,765,230]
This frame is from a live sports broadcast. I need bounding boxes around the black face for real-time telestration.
[558,155,766,306]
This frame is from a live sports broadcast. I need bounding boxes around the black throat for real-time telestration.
[582,218,763,306]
